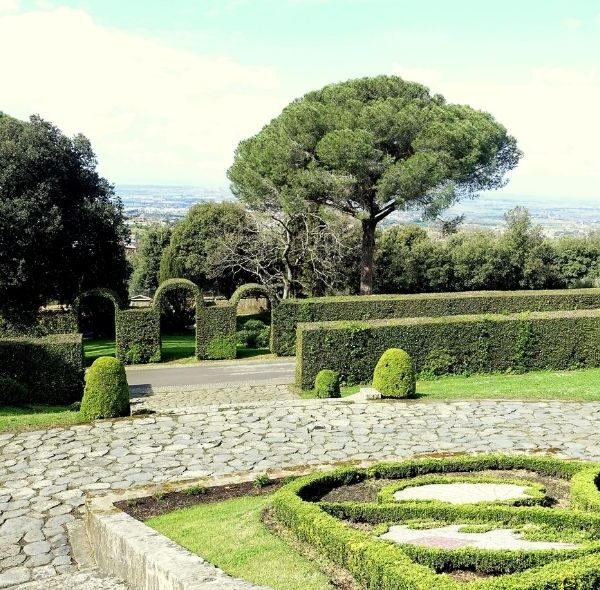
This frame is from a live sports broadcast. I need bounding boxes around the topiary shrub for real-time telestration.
[237,319,271,348]
[0,377,28,406]
[314,369,341,398]
[205,335,238,360]
[80,357,130,420]
[372,348,415,398]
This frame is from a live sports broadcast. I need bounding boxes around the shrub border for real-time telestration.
[273,288,600,356]
[377,474,547,507]
[271,454,600,589]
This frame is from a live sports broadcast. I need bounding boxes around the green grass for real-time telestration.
[159,332,196,362]
[147,495,334,590]
[84,338,115,365]
[0,405,84,433]
[416,368,600,401]
[302,367,600,402]
[84,333,272,366]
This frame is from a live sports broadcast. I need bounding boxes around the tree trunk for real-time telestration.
[360,217,377,295]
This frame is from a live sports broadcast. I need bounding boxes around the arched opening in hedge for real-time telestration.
[74,288,123,366]
[153,278,203,361]
[229,284,277,355]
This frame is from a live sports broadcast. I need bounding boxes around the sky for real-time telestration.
[0,0,599,201]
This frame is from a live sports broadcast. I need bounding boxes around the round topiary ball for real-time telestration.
[314,369,341,398]
[80,357,130,420]
[0,377,27,406]
[372,348,416,398]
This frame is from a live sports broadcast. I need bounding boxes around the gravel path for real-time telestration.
[2,397,600,587]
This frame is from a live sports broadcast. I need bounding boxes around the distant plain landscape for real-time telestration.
[117,184,599,237]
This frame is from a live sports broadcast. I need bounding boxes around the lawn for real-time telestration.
[0,405,84,433]
[302,367,600,402]
[84,333,271,365]
[147,495,334,590]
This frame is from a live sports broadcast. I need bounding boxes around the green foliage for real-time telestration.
[200,306,237,360]
[183,485,207,497]
[377,474,547,507]
[229,75,520,293]
[296,309,600,389]
[274,287,600,356]
[159,202,250,296]
[314,369,341,399]
[0,377,27,406]
[272,455,600,590]
[372,348,415,398]
[0,114,130,319]
[0,334,83,404]
[420,348,457,379]
[115,308,161,364]
[80,356,130,420]
[205,335,238,360]
[253,474,271,489]
[129,225,171,296]
[237,319,270,348]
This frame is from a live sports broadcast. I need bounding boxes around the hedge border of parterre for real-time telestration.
[377,474,547,507]
[273,288,600,356]
[296,308,600,389]
[0,334,84,404]
[271,454,600,590]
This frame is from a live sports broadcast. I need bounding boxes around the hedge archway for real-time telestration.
[229,283,276,352]
[153,278,204,310]
[74,288,124,313]
[152,278,203,360]
[229,283,277,308]
[74,288,123,346]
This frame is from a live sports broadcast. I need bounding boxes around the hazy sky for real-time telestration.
[1,0,599,201]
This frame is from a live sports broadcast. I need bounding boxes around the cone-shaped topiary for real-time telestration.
[372,348,415,398]
[80,357,130,420]
[314,369,341,398]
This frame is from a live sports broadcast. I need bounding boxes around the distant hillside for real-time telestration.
[116,185,599,237]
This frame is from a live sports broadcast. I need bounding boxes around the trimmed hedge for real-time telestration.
[199,306,237,360]
[272,454,600,590]
[377,474,547,507]
[0,334,84,404]
[273,288,600,356]
[372,348,415,398]
[314,369,341,398]
[80,357,130,420]
[296,309,600,389]
[0,377,27,406]
[116,308,161,364]
[37,309,78,335]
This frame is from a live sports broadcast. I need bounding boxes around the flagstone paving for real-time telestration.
[130,383,299,413]
[2,397,600,587]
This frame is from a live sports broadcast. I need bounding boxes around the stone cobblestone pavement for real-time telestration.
[2,397,600,587]
[130,383,299,413]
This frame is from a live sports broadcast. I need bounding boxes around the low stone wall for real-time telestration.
[86,490,267,590]
[85,466,368,590]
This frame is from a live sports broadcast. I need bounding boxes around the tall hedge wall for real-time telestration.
[115,309,161,364]
[0,334,84,404]
[296,309,600,389]
[274,288,600,356]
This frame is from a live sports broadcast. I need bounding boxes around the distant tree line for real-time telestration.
[130,202,600,302]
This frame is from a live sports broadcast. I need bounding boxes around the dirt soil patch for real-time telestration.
[319,470,571,507]
[116,479,285,521]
